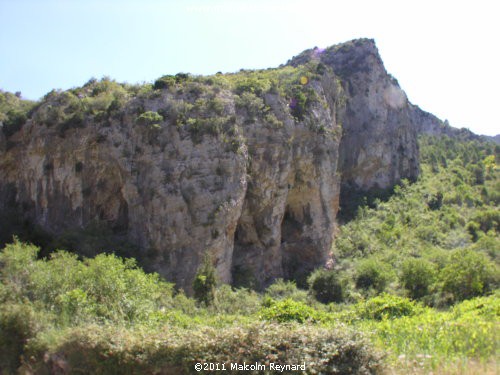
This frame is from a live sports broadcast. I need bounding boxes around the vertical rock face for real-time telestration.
[233,76,342,287]
[0,90,249,290]
[0,39,434,290]
[289,39,420,194]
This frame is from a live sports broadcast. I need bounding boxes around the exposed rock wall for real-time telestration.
[0,72,343,290]
[289,39,420,193]
[232,77,342,287]
[0,39,436,290]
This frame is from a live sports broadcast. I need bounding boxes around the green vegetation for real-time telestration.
[260,298,324,323]
[193,255,217,306]
[0,240,382,374]
[1,60,332,157]
[333,135,499,306]
[0,238,497,373]
[0,90,35,137]
[135,110,163,129]
[307,268,346,303]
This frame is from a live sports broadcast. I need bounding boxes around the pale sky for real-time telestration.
[0,0,498,135]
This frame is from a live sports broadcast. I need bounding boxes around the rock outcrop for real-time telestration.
[289,39,421,194]
[0,39,437,290]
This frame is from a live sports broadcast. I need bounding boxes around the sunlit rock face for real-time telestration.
[0,39,433,290]
[289,38,422,194]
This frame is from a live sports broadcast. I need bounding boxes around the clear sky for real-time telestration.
[0,0,498,135]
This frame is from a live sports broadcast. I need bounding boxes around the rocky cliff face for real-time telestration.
[0,39,434,290]
[289,39,421,195]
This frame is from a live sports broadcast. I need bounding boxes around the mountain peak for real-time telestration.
[287,38,383,77]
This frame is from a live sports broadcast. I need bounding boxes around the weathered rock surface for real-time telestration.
[289,39,421,193]
[0,39,441,290]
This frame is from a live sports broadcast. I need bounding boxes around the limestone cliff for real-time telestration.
[0,39,436,290]
[289,39,421,194]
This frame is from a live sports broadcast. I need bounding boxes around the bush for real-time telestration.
[193,256,217,306]
[260,298,322,323]
[440,249,497,303]
[356,294,421,320]
[211,285,261,315]
[355,259,392,294]
[308,269,346,303]
[153,75,176,90]
[0,90,35,137]
[468,209,500,234]
[289,86,308,120]
[234,77,271,96]
[234,91,265,122]
[400,258,436,300]
[451,294,500,319]
[264,279,309,303]
[0,303,46,374]
[135,111,163,127]
[2,109,28,136]
[0,241,174,324]
[23,324,383,375]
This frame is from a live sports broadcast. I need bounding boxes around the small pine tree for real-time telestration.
[192,255,217,306]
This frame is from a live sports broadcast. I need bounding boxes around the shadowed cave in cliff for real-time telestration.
[231,193,321,290]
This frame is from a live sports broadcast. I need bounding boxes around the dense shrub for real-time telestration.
[193,256,217,306]
[153,75,177,90]
[468,209,500,234]
[0,303,46,374]
[211,285,261,315]
[2,109,28,136]
[0,240,174,324]
[260,298,322,323]
[135,110,163,127]
[451,293,500,319]
[234,76,271,96]
[289,85,308,120]
[234,91,265,122]
[355,259,392,294]
[23,324,383,375]
[308,268,346,303]
[356,294,421,320]
[400,258,436,300]
[0,90,35,137]
[440,248,497,303]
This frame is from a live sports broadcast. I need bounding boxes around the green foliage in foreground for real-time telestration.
[0,241,173,325]
[20,324,382,375]
[1,240,499,373]
[0,241,383,374]
[360,294,499,370]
